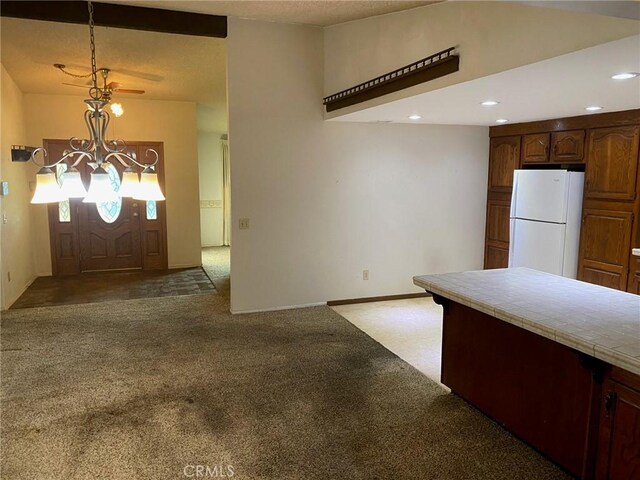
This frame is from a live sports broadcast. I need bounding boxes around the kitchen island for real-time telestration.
[413,268,640,480]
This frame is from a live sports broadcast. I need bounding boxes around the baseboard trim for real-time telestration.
[231,301,327,315]
[168,263,201,269]
[2,274,38,311]
[327,292,431,306]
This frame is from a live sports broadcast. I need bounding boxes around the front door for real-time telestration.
[77,148,143,271]
[45,139,167,275]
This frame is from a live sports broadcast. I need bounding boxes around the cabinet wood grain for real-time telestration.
[628,258,640,294]
[488,136,520,192]
[596,374,640,480]
[585,126,639,202]
[578,209,633,290]
[522,133,549,163]
[551,130,585,163]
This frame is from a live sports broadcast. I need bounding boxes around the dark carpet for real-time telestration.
[10,267,215,309]
[1,292,570,479]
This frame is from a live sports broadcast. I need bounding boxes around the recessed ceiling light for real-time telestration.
[496,119,508,124]
[408,114,422,120]
[611,72,639,80]
[481,100,500,106]
[585,106,603,112]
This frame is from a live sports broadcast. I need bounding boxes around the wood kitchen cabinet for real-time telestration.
[484,199,511,269]
[551,130,585,163]
[585,126,640,202]
[484,137,519,269]
[488,136,520,192]
[628,258,640,294]
[486,110,640,291]
[522,133,549,163]
[578,209,633,291]
[596,369,640,480]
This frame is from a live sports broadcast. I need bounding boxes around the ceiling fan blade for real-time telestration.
[62,82,90,89]
[113,88,145,94]
[109,68,163,82]
[107,81,122,90]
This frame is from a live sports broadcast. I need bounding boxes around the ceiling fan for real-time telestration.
[55,63,145,100]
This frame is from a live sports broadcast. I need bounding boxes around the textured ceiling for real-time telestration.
[101,0,441,27]
[0,17,227,131]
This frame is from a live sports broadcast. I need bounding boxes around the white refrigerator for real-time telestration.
[509,169,585,278]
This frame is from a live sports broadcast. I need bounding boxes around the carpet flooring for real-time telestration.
[1,290,570,479]
[202,246,230,299]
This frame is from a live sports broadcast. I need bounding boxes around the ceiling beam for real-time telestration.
[0,1,227,38]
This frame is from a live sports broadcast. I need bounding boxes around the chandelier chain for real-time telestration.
[56,67,93,79]
[87,1,102,99]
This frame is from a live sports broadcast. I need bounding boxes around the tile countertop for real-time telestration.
[413,267,640,376]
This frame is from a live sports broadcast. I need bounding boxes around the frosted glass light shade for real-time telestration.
[83,167,119,203]
[60,167,88,198]
[134,167,165,201]
[118,168,139,198]
[110,102,124,117]
[31,167,67,204]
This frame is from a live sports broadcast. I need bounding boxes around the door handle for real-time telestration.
[133,212,139,217]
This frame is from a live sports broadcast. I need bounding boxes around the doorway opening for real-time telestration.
[197,107,230,299]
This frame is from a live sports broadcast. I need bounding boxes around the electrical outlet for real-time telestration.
[363,270,369,281]
[239,218,250,230]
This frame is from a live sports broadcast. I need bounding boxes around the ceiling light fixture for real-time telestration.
[408,114,422,120]
[496,119,509,124]
[611,72,639,80]
[585,106,603,112]
[12,1,164,205]
[481,100,499,106]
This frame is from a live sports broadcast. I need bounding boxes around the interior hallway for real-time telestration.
[202,246,230,299]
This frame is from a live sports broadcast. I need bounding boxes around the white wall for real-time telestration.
[228,18,489,313]
[198,131,224,246]
[324,1,640,118]
[24,93,201,273]
[0,64,37,309]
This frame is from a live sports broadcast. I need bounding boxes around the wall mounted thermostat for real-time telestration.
[1,182,8,196]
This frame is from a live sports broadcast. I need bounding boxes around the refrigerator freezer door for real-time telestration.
[512,170,569,223]
[509,219,566,276]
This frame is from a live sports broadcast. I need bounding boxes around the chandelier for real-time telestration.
[11,1,165,204]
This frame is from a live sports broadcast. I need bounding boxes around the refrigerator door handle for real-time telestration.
[510,171,519,218]
[508,218,516,268]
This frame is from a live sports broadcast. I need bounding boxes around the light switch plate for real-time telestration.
[1,181,8,196]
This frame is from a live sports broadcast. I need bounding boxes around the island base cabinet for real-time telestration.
[596,372,640,480]
[440,300,602,479]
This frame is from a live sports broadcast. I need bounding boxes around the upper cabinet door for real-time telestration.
[522,133,550,163]
[585,126,640,201]
[489,136,521,193]
[550,130,585,163]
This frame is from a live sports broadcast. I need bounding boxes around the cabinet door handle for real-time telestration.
[604,390,617,417]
